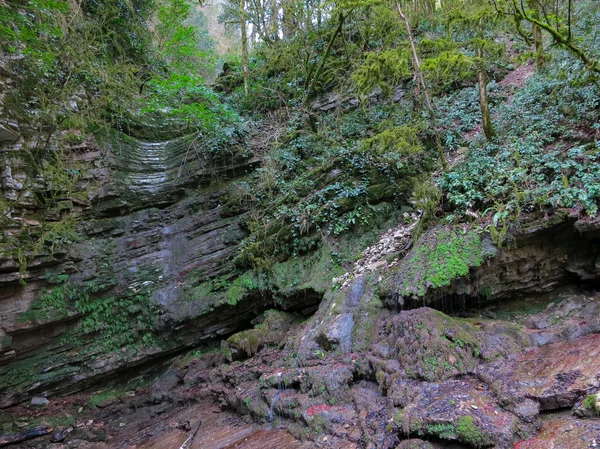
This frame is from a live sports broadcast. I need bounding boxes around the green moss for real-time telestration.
[456,415,491,448]
[394,309,489,382]
[583,394,600,414]
[191,225,384,313]
[0,349,79,394]
[224,271,270,306]
[397,227,496,297]
[227,310,298,357]
[88,388,126,408]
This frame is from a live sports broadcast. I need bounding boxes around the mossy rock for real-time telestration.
[226,310,300,359]
[386,226,497,305]
[387,308,527,382]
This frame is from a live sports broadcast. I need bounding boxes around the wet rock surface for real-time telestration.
[2,113,600,449]
[3,285,600,449]
[513,412,600,449]
[478,333,600,412]
[0,131,279,407]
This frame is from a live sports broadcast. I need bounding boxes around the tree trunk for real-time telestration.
[269,0,279,42]
[528,1,544,67]
[395,2,447,170]
[240,0,249,95]
[533,23,543,67]
[303,12,345,105]
[477,21,495,141]
[281,0,293,38]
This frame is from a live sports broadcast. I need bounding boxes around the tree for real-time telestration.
[240,0,250,94]
[491,0,600,73]
[476,19,495,140]
[442,1,501,140]
[396,2,448,169]
[220,0,250,93]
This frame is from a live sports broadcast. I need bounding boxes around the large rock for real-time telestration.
[477,333,600,412]
[389,216,600,307]
[393,377,524,449]
[0,120,19,142]
[226,310,301,360]
[382,308,529,382]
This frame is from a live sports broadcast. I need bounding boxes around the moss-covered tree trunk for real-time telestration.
[270,0,279,41]
[530,2,544,68]
[477,21,495,141]
[240,0,249,95]
[396,2,448,170]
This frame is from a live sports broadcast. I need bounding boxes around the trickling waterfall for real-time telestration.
[108,133,198,196]
[268,391,282,425]
[268,374,286,427]
[125,140,169,193]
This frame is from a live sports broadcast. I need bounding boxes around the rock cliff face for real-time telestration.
[0,126,279,407]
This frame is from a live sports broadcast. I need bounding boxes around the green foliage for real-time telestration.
[425,422,456,440]
[359,124,423,156]
[421,49,477,92]
[441,73,600,221]
[225,272,260,305]
[140,0,246,143]
[352,48,410,99]
[75,291,159,351]
[583,394,600,415]
[233,111,433,268]
[17,273,74,322]
[17,271,159,353]
[141,73,247,148]
[411,176,441,236]
[456,415,491,448]
[155,0,206,73]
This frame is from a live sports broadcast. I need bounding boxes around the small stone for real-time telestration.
[31,397,49,406]
[0,122,19,142]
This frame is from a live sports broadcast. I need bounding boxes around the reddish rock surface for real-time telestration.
[478,333,600,411]
[513,412,600,449]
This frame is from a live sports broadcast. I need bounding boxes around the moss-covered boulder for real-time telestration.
[385,308,528,382]
[393,378,523,448]
[226,310,300,360]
